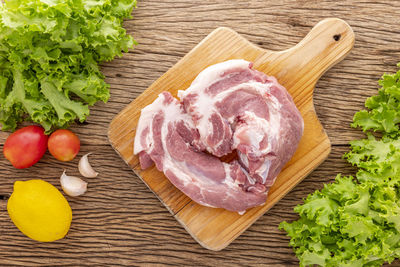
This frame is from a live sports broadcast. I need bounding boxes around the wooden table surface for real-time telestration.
[0,0,400,266]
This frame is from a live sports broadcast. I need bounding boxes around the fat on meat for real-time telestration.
[134,60,304,212]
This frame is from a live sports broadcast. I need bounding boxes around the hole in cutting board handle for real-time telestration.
[333,34,341,41]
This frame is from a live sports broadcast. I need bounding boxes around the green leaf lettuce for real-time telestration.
[280,64,400,266]
[0,0,137,132]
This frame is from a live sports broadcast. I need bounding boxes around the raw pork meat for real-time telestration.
[134,60,304,212]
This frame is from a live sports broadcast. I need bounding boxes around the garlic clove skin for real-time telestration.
[60,170,87,197]
[78,153,98,178]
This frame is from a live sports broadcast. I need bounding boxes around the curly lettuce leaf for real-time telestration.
[352,63,400,136]
[0,0,137,132]
[280,175,400,266]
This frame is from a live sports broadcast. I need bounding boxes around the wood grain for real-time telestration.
[108,18,354,250]
[0,0,400,265]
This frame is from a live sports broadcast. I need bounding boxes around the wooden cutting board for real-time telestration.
[108,18,354,251]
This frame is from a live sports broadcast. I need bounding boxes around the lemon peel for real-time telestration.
[7,180,72,242]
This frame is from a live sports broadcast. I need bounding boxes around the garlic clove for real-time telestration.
[60,170,87,197]
[78,153,98,178]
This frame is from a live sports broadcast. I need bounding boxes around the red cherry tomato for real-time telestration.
[48,129,80,161]
[3,125,48,169]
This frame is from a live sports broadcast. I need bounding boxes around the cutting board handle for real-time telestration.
[255,18,355,103]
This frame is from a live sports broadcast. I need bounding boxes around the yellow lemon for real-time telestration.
[7,179,72,242]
